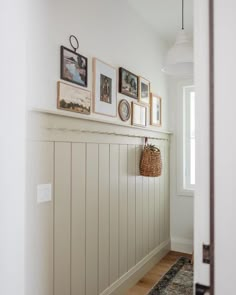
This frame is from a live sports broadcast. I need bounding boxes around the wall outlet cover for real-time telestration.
[37,183,52,203]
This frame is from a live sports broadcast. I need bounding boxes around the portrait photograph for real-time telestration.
[100,74,112,104]
[57,81,91,115]
[138,76,150,105]
[60,46,88,87]
[93,58,117,117]
[119,67,138,99]
[150,93,162,127]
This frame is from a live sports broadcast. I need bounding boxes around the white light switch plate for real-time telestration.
[37,184,52,203]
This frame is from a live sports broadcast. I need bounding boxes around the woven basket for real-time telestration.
[140,145,162,177]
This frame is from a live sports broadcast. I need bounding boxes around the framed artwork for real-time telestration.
[138,76,150,105]
[119,67,138,99]
[150,93,162,126]
[93,58,117,117]
[131,102,148,127]
[60,46,88,87]
[118,99,131,121]
[57,81,91,114]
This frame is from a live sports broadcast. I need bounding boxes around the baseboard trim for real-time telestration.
[171,237,193,254]
[100,240,170,295]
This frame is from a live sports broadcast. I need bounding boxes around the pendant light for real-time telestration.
[162,0,193,76]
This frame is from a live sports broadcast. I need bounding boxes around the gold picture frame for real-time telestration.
[138,76,150,105]
[150,93,162,127]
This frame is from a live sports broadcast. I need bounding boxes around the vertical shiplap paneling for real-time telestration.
[142,176,149,258]
[159,145,165,244]
[98,144,110,293]
[148,177,155,251]
[71,143,86,295]
[119,145,128,276]
[135,145,143,263]
[109,144,119,284]
[26,142,54,295]
[127,145,136,270]
[154,176,160,248]
[54,142,71,295]
[164,143,170,241]
[86,144,99,295]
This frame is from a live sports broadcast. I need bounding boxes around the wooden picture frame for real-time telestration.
[138,76,150,105]
[118,99,131,121]
[93,58,117,117]
[57,81,91,114]
[119,67,138,99]
[131,102,148,127]
[150,93,162,127]
[60,46,88,87]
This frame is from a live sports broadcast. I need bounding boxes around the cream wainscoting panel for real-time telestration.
[71,143,86,295]
[26,141,54,295]
[26,110,171,295]
[54,142,71,295]
[109,144,120,285]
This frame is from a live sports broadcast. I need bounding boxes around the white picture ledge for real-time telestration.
[29,107,173,135]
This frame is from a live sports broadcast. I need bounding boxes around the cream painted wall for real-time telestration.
[168,78,194,254]
[27,0,169,130]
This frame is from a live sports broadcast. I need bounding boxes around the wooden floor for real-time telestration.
[126,251,191,295]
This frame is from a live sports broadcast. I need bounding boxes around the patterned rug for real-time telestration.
[147,257,193,295]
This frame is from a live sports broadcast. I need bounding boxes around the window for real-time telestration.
[183,86,195,190]
[176,82,195,196]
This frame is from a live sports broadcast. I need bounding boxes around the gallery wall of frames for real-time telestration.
[58,36,162,128]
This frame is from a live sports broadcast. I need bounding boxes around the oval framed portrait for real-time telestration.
[118,99,131,121]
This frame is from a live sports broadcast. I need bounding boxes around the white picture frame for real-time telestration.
[131,102,148,127]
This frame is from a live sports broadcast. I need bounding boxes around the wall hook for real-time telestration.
[69,35,79,52]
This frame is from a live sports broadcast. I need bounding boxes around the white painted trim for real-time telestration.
[171,237,193,254]
[100,240,170,295]
[29,107,173,135]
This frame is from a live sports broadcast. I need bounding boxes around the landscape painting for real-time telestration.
[57,81,91,114]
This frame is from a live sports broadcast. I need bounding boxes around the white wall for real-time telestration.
[0,1,26,295]
[194,0,210,287]
[27,0,169,130]
[168,78,194,254]
[214,0,236,294]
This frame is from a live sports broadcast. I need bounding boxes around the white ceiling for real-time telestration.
[128,0,193,45]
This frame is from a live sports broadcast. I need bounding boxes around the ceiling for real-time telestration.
[128,0,193,45]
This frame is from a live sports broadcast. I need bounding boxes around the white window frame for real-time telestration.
[176,80,195,197]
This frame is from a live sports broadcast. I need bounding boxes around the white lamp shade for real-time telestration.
[162,30,193,76]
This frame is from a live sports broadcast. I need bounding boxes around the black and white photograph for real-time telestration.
[100,74,112,104]
[60,46,88,87]
[119,67,138,99]
[138,76,150,104]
